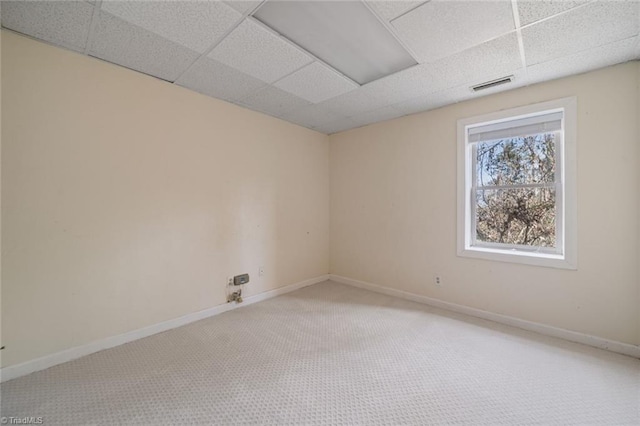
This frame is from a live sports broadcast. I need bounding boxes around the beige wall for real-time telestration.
[0,24,3,367]
[330,62,640,346]
[2,29,639,369]
[1,31,330,367]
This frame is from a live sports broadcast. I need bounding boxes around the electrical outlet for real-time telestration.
[434,275,442,287]
[259,266,264,277]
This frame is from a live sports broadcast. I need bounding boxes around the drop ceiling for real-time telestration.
[2,0,639,134]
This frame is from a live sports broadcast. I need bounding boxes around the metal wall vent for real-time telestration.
[471,76,514,92]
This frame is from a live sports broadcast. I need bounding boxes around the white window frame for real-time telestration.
[457,97,577,270]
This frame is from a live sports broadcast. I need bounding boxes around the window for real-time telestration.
[457,97,577,269]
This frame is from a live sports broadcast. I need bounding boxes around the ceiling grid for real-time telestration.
[173,3,260,84]
[361,1,422,65]
[510,0,528,75]
[83,0,101,55]
[2,0,638,134]
[207,17,314,84]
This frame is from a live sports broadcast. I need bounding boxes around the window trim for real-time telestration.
[456,97,577,270]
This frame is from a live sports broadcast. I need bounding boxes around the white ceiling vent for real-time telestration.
[471,76,514,92]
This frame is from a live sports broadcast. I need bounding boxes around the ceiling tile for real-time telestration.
[314,117,360,134]
[348,105,405,127]
[274,62,358,104]
[522,1,640,66]
[316,88,388,117]
[224,1,263,15]
[392,0,515,63]
[281,104,343,129]
[239,86,312,118]
[208,18,313,84]
[517,0,590,27]
[90,11,199,82]
[1,1,94,52]
[358,63,439,105]
[315,63,441,116]
[424,33,523,93]
[526,36,637,85]
[100,1,241,54]
[393,89,460,116]
[176,57,266,102]
[366,1,426,22]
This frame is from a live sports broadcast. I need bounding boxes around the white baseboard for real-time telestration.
[0,274,330,383]
[329,274,640,359]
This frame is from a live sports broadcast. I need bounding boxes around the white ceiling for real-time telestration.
[2,0,639,134]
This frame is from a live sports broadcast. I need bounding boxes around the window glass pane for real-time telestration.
[476,133,556,186]
[475,187,556,248]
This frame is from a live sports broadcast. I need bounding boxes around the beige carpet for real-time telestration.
[1,280,639,425]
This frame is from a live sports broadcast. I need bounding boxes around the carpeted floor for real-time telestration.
[1,280,639,425]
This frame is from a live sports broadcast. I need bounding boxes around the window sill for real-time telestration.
[457,246,577,270]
